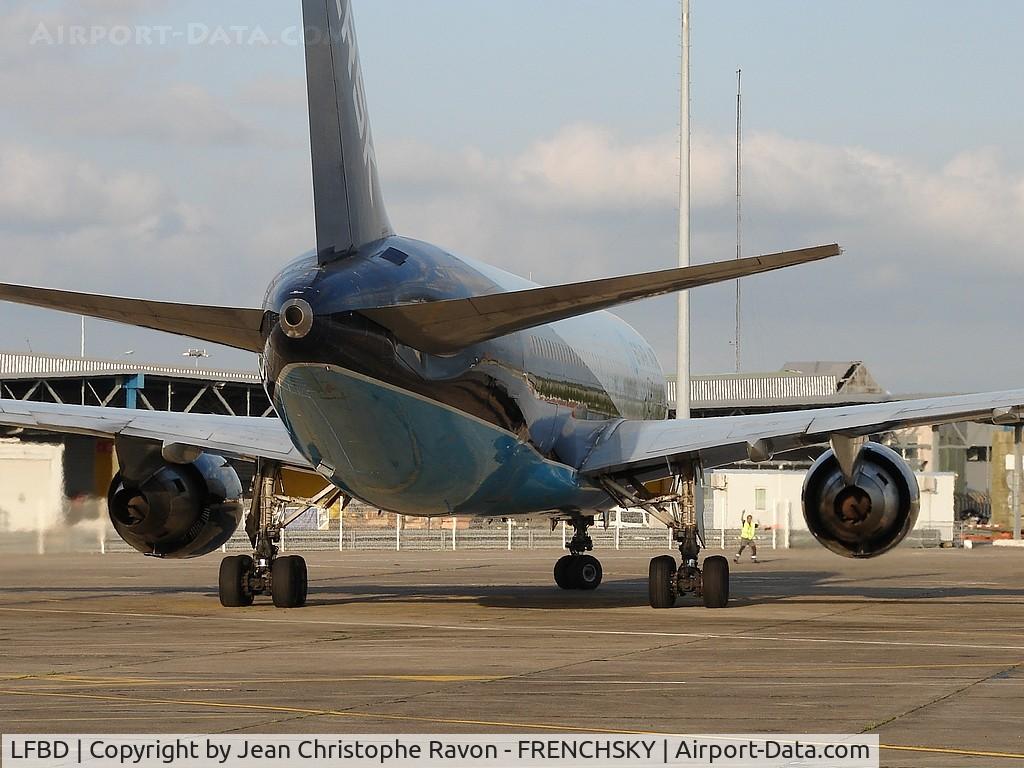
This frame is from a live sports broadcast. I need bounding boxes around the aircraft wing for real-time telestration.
[0,399,310,469]
[580,389,1024,478]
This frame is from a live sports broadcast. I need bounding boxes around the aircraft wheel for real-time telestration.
[571,554,603,591]
[219,555,254,607]
[553,555,575,589]
[272,555,308,608]
[292,556,308,607]
[702,555,729,609]
[648,555,676,609]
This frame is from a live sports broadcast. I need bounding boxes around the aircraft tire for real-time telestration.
[554,555,575,589]
[701,555,729,609]
[648,555,676,609]
[571,555,603,591]
[272,555,308,608]
[219,555,254,607]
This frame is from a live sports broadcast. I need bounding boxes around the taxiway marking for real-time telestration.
[881,743,1024,760]
[2,674,504,688]
[1,661,1014,692]
[0,688,649,735]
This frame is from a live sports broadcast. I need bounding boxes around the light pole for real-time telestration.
[183,349,209,370]
[675,0,691,420]
[1015,424,1022,540]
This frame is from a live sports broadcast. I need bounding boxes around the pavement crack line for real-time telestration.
[218,631,725,734]
[9,605,1024,651]
[285,605,880,733]
[863,659,1024,734]
[0,636,329,692]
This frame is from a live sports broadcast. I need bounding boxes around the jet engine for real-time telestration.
[801,441,919,558]
[107,453,244,559]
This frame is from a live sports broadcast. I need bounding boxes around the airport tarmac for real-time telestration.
[0,547,1022,766]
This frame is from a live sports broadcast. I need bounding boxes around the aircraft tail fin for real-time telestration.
[363,244,841,354]
[302,0,393,263]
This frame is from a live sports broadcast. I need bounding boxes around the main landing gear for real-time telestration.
[601,465,729,609]
[219,553,308,608]
[647,525,729,609]
[218,462,344,609]
[553,515,603,590]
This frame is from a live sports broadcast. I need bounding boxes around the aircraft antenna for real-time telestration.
[735,68,743,373]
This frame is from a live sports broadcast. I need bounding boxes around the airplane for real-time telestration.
[1,0,1022,611]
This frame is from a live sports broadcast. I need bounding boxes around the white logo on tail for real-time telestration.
[336,0,379,206]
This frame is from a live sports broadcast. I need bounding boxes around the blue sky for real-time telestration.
[0,1,1022,393]
[99,0,1024,158]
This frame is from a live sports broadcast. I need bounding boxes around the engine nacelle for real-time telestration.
[801,442,919,558]
[108,453,244,559]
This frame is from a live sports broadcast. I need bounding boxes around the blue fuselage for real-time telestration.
[261,236,668,518]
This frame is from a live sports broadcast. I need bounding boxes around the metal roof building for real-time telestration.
[0,351,271,417]
[668,361,892,417]
[0,352,261,384]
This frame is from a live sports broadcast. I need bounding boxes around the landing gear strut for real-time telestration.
[553,515,603,590]
[601,465,729,609]
[217,462,343,609]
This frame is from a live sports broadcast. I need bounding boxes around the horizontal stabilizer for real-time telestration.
[363,244,840,354]
[0,283,266,352]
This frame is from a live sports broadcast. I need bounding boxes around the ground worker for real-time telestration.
[735,513,759,563]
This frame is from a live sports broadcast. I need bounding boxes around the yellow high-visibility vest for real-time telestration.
[741,520,756,539]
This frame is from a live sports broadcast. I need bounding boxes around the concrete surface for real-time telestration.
[0,548,1022,766]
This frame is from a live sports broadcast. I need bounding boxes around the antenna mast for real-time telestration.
[735,68,742,373]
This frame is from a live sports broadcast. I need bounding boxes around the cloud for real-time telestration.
[385,125,703,211]
[743,135,1024,255]
[0,1,250,147]
[0,69,251,147]
[510,125,679,208]
[384,124,1024,269]
[0,1,171,67]
[0,142,193,233]
[107,83,251,146]
[238,76,307,113]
